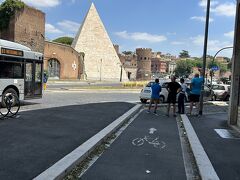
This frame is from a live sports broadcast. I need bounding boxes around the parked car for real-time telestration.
[140,80,212,104]
[139,81,169,103]
[211,84,230,101]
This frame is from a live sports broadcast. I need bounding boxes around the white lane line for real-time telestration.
[34,104,142,180]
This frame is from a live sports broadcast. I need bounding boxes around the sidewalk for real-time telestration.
[80,110,186,180]
[188,113,240,180]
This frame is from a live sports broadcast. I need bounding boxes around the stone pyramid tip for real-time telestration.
[90,2,96,9]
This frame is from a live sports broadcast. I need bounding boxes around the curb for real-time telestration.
[180,114,219,180]
[33,104,142,180]
[144,101,214,107]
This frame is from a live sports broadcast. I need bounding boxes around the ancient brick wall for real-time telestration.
[0,5,45,53]
[136,48,152,80]
[14,6,45,53]
[44,41,83,79]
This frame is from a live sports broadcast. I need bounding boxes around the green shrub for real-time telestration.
[0,0,25,31]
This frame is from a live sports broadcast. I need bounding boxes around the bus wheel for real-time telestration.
[2,88,18,107]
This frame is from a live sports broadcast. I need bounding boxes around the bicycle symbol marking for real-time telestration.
[132,136,166,149]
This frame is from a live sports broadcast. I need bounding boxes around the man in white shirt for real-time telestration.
[178,78,188,114]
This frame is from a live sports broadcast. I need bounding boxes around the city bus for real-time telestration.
[0,39,44,105]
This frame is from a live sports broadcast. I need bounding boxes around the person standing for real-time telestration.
[43,72,48,90]
[178,78,188,114]
[167,76,181,117]
[189,73,203,115]
[147,78,162,115]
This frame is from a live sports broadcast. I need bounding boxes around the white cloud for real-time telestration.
[191,35,233,52]
[115,31,167,43]
[21,0,61,8]
[199,0,219,8]
[45,23,63,34]
[57,20,80,33]
[212,3,236,17]
[198,1,235,17]
[171,41,185,45]
[190,16,214,22]
[224,31,234,39]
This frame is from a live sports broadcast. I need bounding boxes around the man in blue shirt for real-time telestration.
[147,78,162,115]
[189,73,203,115]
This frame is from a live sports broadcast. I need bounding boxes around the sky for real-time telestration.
[0,0,237,57]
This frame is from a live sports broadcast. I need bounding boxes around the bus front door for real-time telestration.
[24,61,43,99]
[24,62,34,98]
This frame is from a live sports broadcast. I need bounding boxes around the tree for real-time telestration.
[207,61,218,69]
[174,60,193,77]
[122,51,133,55]
[228,61,232,70]
[53,37,74,45]
[219,64,228,75]
[224,57,231,62]
[179,50,190,58]
[0,0,24,31]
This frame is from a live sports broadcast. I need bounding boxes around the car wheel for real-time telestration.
[140,99,147,104]
[159,96,165,103]
[211,95,216,101]
[225,95,230,101]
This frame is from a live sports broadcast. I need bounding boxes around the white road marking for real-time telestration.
[149,128,157,134]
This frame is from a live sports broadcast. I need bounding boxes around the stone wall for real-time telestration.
[44,41,83,79]
[0,5,45,53]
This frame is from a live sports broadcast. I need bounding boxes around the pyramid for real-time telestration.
[72,3,128,81]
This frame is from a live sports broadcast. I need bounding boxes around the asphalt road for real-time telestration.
[21,90,140,111]
[47,82,122,89]
[0,102,135,180]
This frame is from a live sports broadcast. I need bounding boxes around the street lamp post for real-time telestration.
[120,65,123,82]
[199,0,211,115]
[210,46,233,88]
[100,59,102,81]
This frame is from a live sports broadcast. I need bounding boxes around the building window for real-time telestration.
[144,57,147,60]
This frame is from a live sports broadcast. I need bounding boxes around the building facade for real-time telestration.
[151,58,168,74]
[44,41,84,80]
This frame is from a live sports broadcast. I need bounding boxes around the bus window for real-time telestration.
[0,62,23,79]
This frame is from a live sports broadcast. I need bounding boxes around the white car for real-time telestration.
[140,81,170,103]
[211,84,230,101]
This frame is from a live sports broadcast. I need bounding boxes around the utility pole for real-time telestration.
[229,0,240,125]
[199,0,211,115]
[120,65,123,82]
[100,59,102,81]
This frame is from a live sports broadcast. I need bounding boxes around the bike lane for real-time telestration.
[81,110,186,180]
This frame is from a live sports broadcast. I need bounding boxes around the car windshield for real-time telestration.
[146,82,154,87]
[161,82,169,88]
[212,85,225,90]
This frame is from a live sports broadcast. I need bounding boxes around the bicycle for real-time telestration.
[0,93,20,119]
[132,136,166,149]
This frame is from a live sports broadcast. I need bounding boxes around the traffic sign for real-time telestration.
[211,66,219,71]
